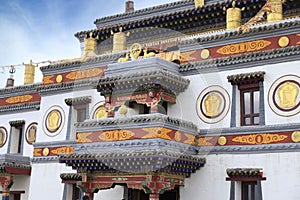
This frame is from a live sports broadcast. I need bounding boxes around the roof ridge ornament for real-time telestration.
[237,0,285,34]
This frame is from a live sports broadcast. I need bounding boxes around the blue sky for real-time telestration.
[0,0,178,88]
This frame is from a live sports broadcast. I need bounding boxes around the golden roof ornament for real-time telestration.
[83,32,98,59]
[194,0,204,8]
[237,0,284,34]
[223,1,245,30]
[111,27,130,53]
[23,59,37,85]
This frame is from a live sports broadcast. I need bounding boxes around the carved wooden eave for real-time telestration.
[226,168,266,181]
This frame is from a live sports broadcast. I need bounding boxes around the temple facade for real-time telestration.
[0,0,299,200]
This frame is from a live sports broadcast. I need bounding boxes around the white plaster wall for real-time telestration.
[28,162,74,200]
[181,152,300,200]
[169,60,300,129]
[94,185,124,200]
[0,109,41,157]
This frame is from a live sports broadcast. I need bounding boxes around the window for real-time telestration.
[239,83,260,126]
[8,120,25,154]
[226,168,266,200]
[242,182,256,200]
[72,184,81,200]
[75,106,87,123]
[227,71,265,127]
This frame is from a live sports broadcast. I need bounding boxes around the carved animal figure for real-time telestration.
[118,53,129,63]
[143,49,156,58]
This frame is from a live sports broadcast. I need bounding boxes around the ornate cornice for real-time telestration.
[226,168,262,177]
[179,45,300,75]
[37,78,99,95]
[65,96,92,106]
[227,71,265,85]
[0,83,41,98]
[97,69,189,95]
[0,102,40,114]
[76,113,199,135]
[9,120,25,127]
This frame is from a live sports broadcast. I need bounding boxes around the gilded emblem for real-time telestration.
[43,106,65,137]
[130,43,142,59]
[277,82,299,109]
[291,131,300,143]
[196,86,230,124]
[46,110,61,132]
[95,106,108,119]
[204,93,222,117]
[0,127,7,147]
[76,132,93,143]
[26,123,37,144]
[268,75,300,117]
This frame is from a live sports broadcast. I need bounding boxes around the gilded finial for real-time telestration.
[23,60,37,84]
[224,1,245,30]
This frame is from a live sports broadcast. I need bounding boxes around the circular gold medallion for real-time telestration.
[43,148,50,156]
[56,75,63,83]
[291,131,300,143]
[200,49,210,59]
[218,136,227,146]
[278,36,289,48]
[130,43,142,59]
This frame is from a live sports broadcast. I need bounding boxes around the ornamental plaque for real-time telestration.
[268,75,300,116]
[196,85,230,124]
[43,106,65,137]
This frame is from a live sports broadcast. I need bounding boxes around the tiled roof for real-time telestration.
[97,69,190,95]
[59,149,205,175]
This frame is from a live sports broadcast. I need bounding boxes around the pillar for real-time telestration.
[267,0,283,23]
[1,176,13,200]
